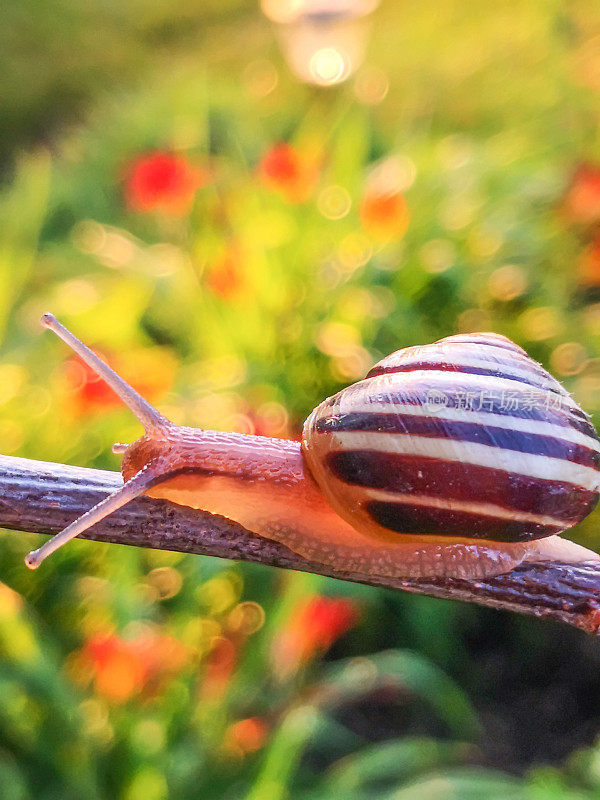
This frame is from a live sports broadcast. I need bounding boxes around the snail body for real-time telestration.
[25,316,600,578]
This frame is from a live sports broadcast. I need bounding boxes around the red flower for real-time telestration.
[65,357,118,410]
[360,189,409,240]
[562,163,600,226]
[124,151,208,215]
[258,143,318,203]
[272,594,359,675]
[79,631,189,704]
[64,347,175,416]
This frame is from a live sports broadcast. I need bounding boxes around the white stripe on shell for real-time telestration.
[355,370,582,412]
[333,398,600,452]
[438,333,525,349]
[330,431,600,491]
[374,348,563,391]
[363,489,568,528]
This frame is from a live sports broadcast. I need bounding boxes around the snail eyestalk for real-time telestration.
[40,313,170,433]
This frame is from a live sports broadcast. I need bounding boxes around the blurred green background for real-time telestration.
[2,0,600,797]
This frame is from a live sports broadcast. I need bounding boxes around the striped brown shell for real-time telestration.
[302,333,600,544]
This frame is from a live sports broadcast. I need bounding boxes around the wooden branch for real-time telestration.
[2,454,600,634]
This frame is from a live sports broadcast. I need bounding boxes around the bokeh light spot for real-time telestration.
[79,699,113,744]
[519,307,563,341]
[124,767,167,800]
[244,59,279,97]
[419,239,456,274]
[550,342,588,376]
[131,719,166,756]
[199,575,241,615]
[457,308,492,333]
[338,231,372,271]
[317,185,351,219]
[354,66,389,104]
[71,220,106,254]
[0,364,25,406]
[148,567,182,600]
[227,602,266,636]
[0,420,24,454]
[583,304,600,335]
[309,47,349,85]
[487,264,528,301]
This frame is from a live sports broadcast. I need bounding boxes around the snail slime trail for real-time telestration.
[25,316,600,579]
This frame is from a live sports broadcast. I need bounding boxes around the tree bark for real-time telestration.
[1,454,600,633]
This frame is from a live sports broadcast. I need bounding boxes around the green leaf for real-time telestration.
[318,650,481,740]
[323,737,476,794]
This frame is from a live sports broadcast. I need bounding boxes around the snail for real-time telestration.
[25,314,600,581]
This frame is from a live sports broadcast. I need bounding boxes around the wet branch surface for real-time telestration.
[2,454,600,633]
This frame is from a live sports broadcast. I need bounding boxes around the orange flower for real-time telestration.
[578,239,600,286]
[206,246,246,299]
[223,717,269,757]
[258,143,318,202]
[124,151,208,215]
[272,594,359,675]
[83,634,146,703]
[201,636,237,701]
[80,632,188,704]
[562,163,600,226]
[360,188,409,240]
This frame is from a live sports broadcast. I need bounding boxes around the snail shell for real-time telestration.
[304,333,600,546]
